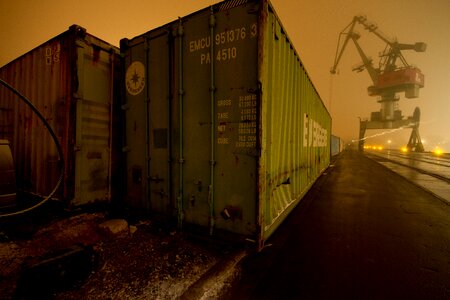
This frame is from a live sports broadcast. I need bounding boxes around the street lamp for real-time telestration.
[387,140,392,151]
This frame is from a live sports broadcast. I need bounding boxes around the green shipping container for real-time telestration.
[121,0,331,248]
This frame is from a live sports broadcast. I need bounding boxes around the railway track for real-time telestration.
[365,149,450,205]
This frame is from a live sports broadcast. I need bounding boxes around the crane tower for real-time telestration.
[331,15,426,151]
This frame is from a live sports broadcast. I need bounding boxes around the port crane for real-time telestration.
[331,15,426,151]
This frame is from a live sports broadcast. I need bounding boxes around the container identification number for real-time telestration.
[200,47,237,64]
[45,42,61,65]
[215,27,247,45]
[188,23,257,65]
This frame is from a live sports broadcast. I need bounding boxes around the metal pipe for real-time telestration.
[208,9,216,236]
[177,19,185,229]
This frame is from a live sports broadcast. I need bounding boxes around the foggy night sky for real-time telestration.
[1,0,449,152]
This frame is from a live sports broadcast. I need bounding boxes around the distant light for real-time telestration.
[401,146,408,153]
[387,140,391,144]
[433,147,443,156]
[377,146,383,150]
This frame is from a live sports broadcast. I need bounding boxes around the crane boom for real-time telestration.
[350,34,378,84]
[330,15,426,98]
[330,19,357,74]
[354,15,393,45]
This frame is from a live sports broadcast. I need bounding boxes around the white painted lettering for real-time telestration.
[303,113,328,148]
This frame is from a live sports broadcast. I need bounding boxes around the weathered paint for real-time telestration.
[122,0,331,247]
[0,25,122,206]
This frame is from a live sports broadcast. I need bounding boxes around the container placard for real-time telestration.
[125,61,145,96]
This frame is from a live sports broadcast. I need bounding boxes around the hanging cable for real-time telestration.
[0,79,64,218]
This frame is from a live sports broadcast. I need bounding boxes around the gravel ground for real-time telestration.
[0,212,231,300]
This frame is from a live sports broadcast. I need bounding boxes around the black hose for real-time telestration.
[0,79,65,217]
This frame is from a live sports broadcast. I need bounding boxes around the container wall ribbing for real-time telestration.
[258,5,331,241]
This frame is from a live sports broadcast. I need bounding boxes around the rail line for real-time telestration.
[365,149,450,204]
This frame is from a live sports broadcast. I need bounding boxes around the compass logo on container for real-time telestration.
[126,61,145,96]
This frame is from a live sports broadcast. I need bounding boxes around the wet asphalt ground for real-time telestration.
[225,150,450,300]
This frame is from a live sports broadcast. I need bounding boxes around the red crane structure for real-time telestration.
[331,15,426,152]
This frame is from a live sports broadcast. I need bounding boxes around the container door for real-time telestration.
[123,31,173,214]
[147,33,172,214]
[181,1,260,234]
[73,45,113,205]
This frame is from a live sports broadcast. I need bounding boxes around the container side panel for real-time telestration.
[147,32,172,214]
[123,39,149,211]
[124,31,174,214]
[0,38,70,198]
[182,1,260,234]
[73,44,115,205]
[182,11,215,227]
[259,8,331,240]
[213,2,259,235]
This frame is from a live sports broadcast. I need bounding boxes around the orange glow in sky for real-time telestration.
[1,0,449,152]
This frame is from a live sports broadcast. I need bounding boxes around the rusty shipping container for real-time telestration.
[121,0,331,247]
[0,25,122,206]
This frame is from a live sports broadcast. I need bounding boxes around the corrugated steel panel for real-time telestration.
[122,0,331,247]
[0,25,121,206]
[258,3,331,242]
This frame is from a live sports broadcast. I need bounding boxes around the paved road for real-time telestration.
[365,150,450,204]
[226,150,450,300]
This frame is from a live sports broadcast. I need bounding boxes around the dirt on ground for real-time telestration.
[0,211,230,299]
